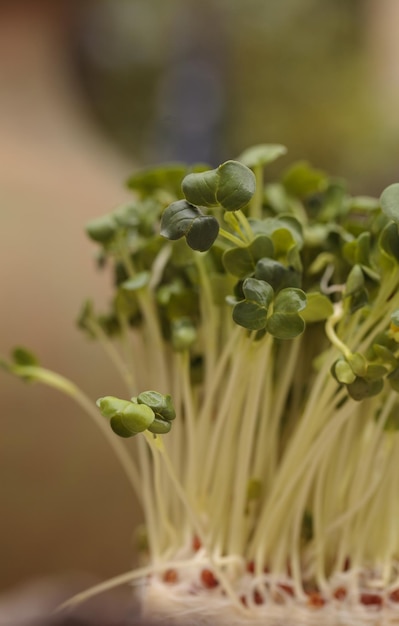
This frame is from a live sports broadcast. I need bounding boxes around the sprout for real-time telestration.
[6,147,399,621]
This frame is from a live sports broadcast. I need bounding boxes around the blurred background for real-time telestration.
[1,0,399,604]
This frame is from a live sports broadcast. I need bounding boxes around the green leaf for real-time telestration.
[347,352,367,377]
[86,215,118,244]
[147,417,172,434]
[223,235,274,278]
[160,200,219,252]
[109,415,137,438]
[233,301,268,331]
[213,160,256,211]
[347,377,384,401]
[308,252,336,275]
[121,272,150,292]
[12,347,39,367]
[237,144,287,168]
[348,196,380,212]
[242,277,274,307]
[282,161,328,198]
[255,258,300,291]
[171,318,197,351]
[181,169,219,207]
[250,216,303,251]
[126,163,187,197]
[137,391,176,421]
[301,292,333,322]
[182,160,256,212]
[96,396,131,418]
[380,182,399,224]
[267,312,305,339]
[372,344,398,368]
[332,359,356,385]
[343,232,371,266]
[115,403,155,436]
[349,288,369,313]
[273,288,307,314]
[379,222,399,264]
[232,278,274,330]
[345,265,365,296]
[263,288,306,339]
[161,200,204,239]
[365,363,387,381]
[186,215,220,251]
[97,396,156,437]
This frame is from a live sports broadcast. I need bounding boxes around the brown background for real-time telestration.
[0,1,140,594]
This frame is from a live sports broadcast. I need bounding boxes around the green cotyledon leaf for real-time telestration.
[97,397,155,437]
[379,222,399,264]
[182,160,256,212]
[147,417,172,434]
[266,312,305,340]
[273,288,307,314]
[232,278,274,331]
[237,144,287,168]
[160,200,219,252]
[255,258,301,292]
[137,391,176,421]
[232,301,269,331]
[347,377,384,401]
[380,182,399,224]
[86,214,118,244]
[266,288,307,340]
[332,359,357,385]
[300,292,333,323]
[282,160,328,198]
[249,215,303,251]
[242,277,274,307]
[223,235,274,278]
[126,163,188,197]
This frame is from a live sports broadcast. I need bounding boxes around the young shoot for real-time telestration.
[5,146,399,624]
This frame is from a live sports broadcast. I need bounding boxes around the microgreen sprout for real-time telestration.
[5,146,399,623]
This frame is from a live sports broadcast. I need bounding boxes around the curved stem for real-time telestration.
[10,365,142,499]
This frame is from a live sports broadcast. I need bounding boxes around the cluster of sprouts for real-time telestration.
[5,144,399,619]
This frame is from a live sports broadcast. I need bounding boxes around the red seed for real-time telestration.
[192,535,201,551]
[253,589,264,605]
[246,560,255,574]
[240,595,248,607]
[163,569,178,584]
[307,592,325,608]
[277,582,294,596]
[360,593,383,607]
[333,587,347,601]
[200,568,219,588]
[343,557,351,571]
[389,588,399,602]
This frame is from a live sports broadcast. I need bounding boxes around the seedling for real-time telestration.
[4,145,399,623]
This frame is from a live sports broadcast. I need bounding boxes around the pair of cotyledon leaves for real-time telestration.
[97,391,176,438]
[232,278,306,339]
[160,160,256,252]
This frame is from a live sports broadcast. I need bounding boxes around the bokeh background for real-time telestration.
[1,0,399,600]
